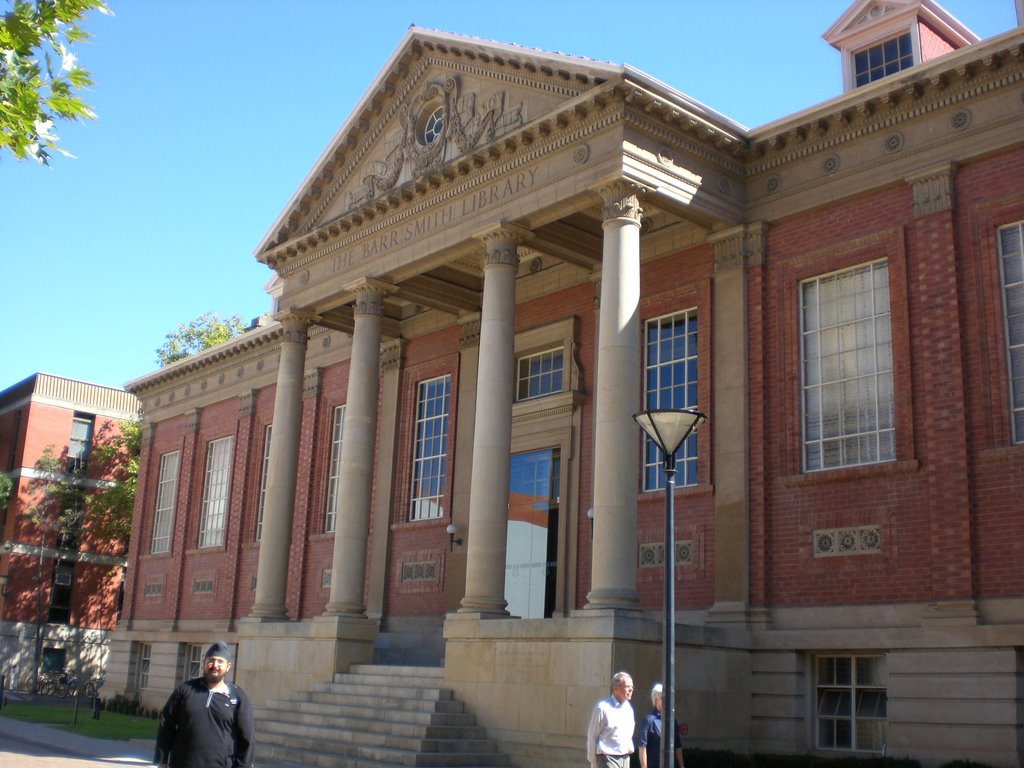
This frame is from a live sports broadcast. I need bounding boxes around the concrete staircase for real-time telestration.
[256,664,510,768]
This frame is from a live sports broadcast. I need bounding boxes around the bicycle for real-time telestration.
[84,674,105,698]
[54,669,77,697]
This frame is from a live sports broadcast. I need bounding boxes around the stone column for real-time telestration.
[458,225,525,615]
[586,181,644,611]
[251,314,308,619]
[325,281,387,615]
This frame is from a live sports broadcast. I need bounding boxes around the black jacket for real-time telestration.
[155,678,255,768]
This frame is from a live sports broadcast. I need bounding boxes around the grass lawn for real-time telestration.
[0,702,157,741]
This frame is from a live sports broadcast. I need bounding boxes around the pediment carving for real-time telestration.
[347,76,525,212]
[850,3,899,31]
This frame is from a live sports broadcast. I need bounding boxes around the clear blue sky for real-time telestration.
[1,1,1017,391]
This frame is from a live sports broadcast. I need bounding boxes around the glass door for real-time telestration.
[505,449,560,618]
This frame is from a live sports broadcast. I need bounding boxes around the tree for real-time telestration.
[0,0,111,164]
[25,445,85,545]
[86,418,140,550]
[0,471,11,509]
[156,311,248,367]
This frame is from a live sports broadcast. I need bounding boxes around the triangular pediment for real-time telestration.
[256,28,624,259]
[823,0,978,51]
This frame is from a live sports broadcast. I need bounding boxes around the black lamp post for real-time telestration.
[633,407,706,768]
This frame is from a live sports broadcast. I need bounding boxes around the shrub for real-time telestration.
[101,692,157,718]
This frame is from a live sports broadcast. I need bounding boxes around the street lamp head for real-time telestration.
[633,408,707,460]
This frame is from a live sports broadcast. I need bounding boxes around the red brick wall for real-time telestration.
[386,326,461,617]
[918,21,956,64]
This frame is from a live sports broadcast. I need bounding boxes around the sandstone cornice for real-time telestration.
[747,33,1024,173]
[617,82,746,157]
[125,323,284,394]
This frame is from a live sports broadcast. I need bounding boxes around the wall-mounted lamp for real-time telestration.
[586,507,594,539]
[445,524,462,551]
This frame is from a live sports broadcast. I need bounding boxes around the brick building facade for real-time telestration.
[0,373,139,688]
[108,2,1024,765]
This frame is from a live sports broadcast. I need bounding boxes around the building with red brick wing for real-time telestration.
[0,373,139,689]
[107,2,1024,765]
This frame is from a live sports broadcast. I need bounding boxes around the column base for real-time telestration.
[324,602,366,617]
[457,596,510,616]
[584,588,641,612]
[247,605,289,621]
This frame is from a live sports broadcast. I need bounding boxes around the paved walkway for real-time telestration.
[0,694,153,768]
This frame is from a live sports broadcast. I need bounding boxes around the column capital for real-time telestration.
[708,221,769,272]
[475,223,532,268]
[273,312,310,346]
[904,161,956,219]
[345,277,396,317]
[598,181,643,223]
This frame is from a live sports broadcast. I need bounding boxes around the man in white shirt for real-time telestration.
[586,671,636,768]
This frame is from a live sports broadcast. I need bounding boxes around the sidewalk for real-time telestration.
[0,693,153,765]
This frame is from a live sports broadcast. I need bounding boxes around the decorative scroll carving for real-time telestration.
[349,76,524,208]
[185,408,201,435]
[598,181,643,223]
[380,338,404,374]
[303,368,322,400]
[239,390,256,417]
[905,161,956,219]
[708,221,768,272]
[459,314,481,349]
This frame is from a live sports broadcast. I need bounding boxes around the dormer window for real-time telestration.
[853,32,913,86]
[823,1,979,94]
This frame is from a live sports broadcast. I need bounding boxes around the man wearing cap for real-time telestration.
[155,641,255,768]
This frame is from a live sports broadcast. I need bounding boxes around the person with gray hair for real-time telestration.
[586,671,635,768]
[637,682,684,768]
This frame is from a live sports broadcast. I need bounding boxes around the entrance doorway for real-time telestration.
[505,449,560,618]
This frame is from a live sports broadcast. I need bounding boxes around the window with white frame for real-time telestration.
[255,425,272,541]
[998,221,1024,442]
[854,33,913,86]
[183,643,204,681]
[136,642,151,689]
[68,413,94,473]
[816,655,887,752]
[324,406,345,533]
[642,309,699,490]
[516,348,563,400]
[410,375,450,521]
[151,451,180,554]
[801,261,894,471]
[198,437,233,548]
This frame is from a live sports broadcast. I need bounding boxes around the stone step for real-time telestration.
[261,699,477,727]
[258,738,510,768]
[254,664,509,768]
[261,708,484,736]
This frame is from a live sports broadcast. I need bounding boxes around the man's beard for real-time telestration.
[204,669,226,686]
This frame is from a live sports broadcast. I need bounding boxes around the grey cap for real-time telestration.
[204,640,232,663]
